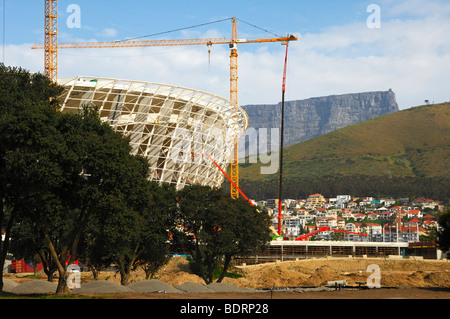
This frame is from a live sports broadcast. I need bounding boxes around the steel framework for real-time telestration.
[58,76,248,190]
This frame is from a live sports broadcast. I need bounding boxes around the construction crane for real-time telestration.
[33,1,298,198]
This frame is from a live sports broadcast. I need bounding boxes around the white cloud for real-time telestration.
[97,28,118,38]
[285,15,450,109]
[382,0,450,18]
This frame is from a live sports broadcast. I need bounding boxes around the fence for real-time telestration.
[230,240,417,266]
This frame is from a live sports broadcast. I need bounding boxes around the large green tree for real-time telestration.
[0,64,62,292]
[175,185,271,284]
[35,104,159,293]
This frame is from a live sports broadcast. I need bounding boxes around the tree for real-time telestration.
[437,208,450,253]
[9,218,58,281]
[139,183,177,280]
[175,185,271,284]
[0,64,62,292]
[86,162,177,286]
[37,105,159,293]
[216,197,271,283]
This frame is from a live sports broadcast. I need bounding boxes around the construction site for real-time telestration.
[25,1,449,255]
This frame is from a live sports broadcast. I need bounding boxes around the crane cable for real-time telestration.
[115,17,233,42]
[116,17,282,42]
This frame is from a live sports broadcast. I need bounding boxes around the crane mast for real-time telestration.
[34,1,298,199]
[229,17,239,199]
[44,0,58,82]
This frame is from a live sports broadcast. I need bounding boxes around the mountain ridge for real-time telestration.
[241,89,399,153]
[236,102,450,200]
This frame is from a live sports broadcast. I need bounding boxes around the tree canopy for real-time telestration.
[174,185,271,284]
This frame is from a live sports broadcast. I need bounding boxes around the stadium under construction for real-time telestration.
[58,76,248,190]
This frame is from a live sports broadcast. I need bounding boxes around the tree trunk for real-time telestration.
[0,205,16,292]
[89,265,99,280]
[118,258,131,286]
[44,232,68,294]
[39,251,57,282]
[47,270,56,282]
[216,254,232,283]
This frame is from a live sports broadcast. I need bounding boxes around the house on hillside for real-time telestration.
[337,216,345,228]
[284,216,306,237]
[423,218,438,229]
[407,209,423,219]
[359,197,373,207]
[347,201,358,209]
[341,209,353,220]
[407,218,420,227]
[412,197,437,209]
[297,209,313,220]
[266,199,279,207]
[380,210,393,220]
[305,193,326,210]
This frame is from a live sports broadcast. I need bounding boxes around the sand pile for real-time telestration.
[127,279,184,293]
[10,281,57,294]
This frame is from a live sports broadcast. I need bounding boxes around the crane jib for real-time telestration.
[31,36,298,50]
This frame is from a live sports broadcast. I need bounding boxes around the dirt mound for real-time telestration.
[127,279,184,294]
[72,280,134,294]
[207,282,244,293]
[175,282,214,294]
[11,280,57,294]
[1,279,18,292]
[424,272,450,286]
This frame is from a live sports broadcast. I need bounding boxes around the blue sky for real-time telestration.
[2,0,450,109]
[3,1,367,43]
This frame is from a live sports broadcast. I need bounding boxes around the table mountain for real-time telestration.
[241,90,399,153]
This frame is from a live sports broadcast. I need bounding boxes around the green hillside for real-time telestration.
[237,102,450,199]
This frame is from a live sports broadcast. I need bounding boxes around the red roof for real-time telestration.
[409,218,420,223]
[366,223,380,226]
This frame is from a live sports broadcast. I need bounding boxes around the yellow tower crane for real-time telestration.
[34,2,298,198]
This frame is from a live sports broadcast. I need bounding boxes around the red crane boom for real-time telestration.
[296,226,368,241]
